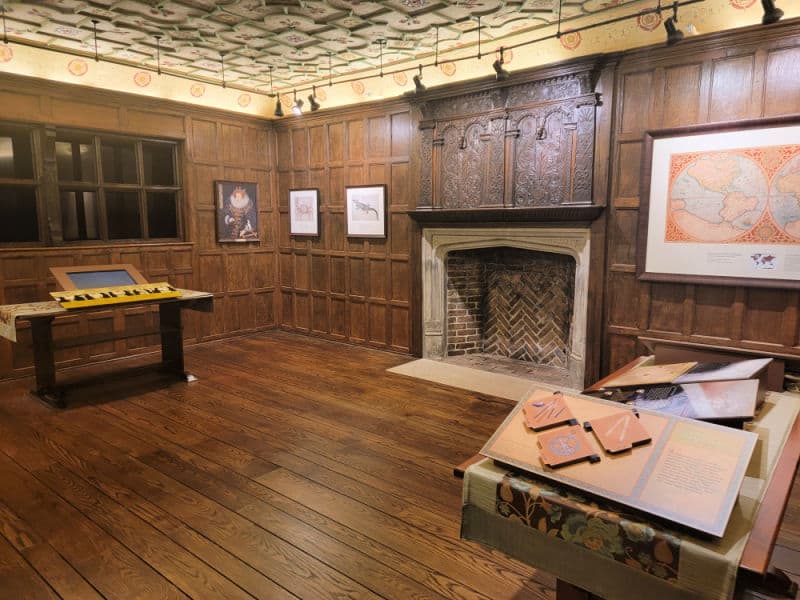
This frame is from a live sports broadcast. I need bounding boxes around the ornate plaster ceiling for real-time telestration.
[1,0,655,95]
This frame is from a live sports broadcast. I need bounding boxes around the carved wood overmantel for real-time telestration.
[413,58,603,210]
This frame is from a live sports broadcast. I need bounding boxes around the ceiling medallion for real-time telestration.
[393,72,408,86]
[637,12,663,31]
[495,47,514,64]
[0,46,12,63]
[351,80,366,95]
[133,71,152,87]
[559,31,582,51]
[237,93,251,107]
[67,59,88,76]
[190,83,205,97]
[440,61,456,76]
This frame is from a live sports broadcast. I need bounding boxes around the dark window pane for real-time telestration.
[106,191,141,239]
[0,127,34,179]
[143,143,175,186]
[60,190,99,241]
[101,141,137,184]
[147,192,177,238]
[56,140,95,182]
[0,187,38,242]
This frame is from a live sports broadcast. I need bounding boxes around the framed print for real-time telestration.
[637,116,800,289]
[216,181,259,242]
[289,188,320,236]
[346,184,387,238]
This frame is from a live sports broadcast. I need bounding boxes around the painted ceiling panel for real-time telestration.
[0,0,663,93]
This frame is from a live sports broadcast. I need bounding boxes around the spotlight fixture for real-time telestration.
[268,66,283,117]
[413,64,425,93]
[292,90,304,116]
[664,3,684,46]
[493,47,509,81]
[762,0,783,24]
[308,85,320,111]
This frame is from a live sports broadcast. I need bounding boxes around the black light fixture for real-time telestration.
[292,89,303,115]
[269,66,283,117]
[664,3,684,46]
[493,47,509,81]
[413,64,425,93]
[308,85,320,111]
[762,0,784,24]
[153,33,162,75]
[91,19,99,62]
[376,39,386,77]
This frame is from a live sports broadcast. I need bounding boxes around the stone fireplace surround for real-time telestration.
[421,225,592,390]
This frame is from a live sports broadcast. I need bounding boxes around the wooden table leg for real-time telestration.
[29,316,64,408]
[556,579,597,600]
[159,302,196,382]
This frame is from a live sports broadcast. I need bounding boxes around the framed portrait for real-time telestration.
[215,181,259,242]
[637,116,800,289]
[289,188,320,236]
[346,184,387,238]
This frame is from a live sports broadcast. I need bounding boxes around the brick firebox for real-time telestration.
[445,248,575,367]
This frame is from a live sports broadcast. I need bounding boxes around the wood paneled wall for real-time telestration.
[4,18,800,383]
[604,20,800,373]
[0,74,276,380]
[273,102,413,353]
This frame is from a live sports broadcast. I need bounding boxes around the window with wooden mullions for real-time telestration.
[56,132,180,242]
[0,121,182,245]
[0,124,40,243]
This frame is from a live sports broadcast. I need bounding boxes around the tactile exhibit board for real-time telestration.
[480,388,757,537]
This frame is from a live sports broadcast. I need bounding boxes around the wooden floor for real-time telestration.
[0,331,797,599]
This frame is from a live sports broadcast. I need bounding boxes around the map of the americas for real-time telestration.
[668,146,800,244]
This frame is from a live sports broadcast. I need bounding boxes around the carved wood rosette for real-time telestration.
[415,67,599,211]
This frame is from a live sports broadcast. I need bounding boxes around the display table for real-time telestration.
[0,289,213,407]
[461,391,800,600]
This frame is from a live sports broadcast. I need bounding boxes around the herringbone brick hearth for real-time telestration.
[446,248,575,368]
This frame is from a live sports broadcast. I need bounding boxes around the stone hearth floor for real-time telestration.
[444,353,571,388]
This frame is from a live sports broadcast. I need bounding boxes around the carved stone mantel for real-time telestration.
[420,226,593,390]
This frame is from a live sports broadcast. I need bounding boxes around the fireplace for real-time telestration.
[421,226,592,389]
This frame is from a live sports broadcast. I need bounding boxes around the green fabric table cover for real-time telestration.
[461,392,799,600]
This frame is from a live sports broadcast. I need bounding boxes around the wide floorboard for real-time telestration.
[0,331,796,599]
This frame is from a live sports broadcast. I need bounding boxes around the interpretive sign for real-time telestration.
[481,388,757,537]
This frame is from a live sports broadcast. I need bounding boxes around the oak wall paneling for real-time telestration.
[274,101,413,353]
[0,73,277,380]
[602,19,800,374]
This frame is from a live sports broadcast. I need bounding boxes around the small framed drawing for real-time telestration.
[346,184,387,238]
[289,188,320,236]
[216,181,259,242]
[637,115,800,289]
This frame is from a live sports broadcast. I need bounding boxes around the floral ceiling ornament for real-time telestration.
[0,0,724,101]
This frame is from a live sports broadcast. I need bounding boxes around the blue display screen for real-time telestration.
[67,269,137,289]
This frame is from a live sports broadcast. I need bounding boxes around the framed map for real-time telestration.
[637,116,800,288]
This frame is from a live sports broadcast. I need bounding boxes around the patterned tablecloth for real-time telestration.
[0,289,211,343]
[461,392,800,600]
